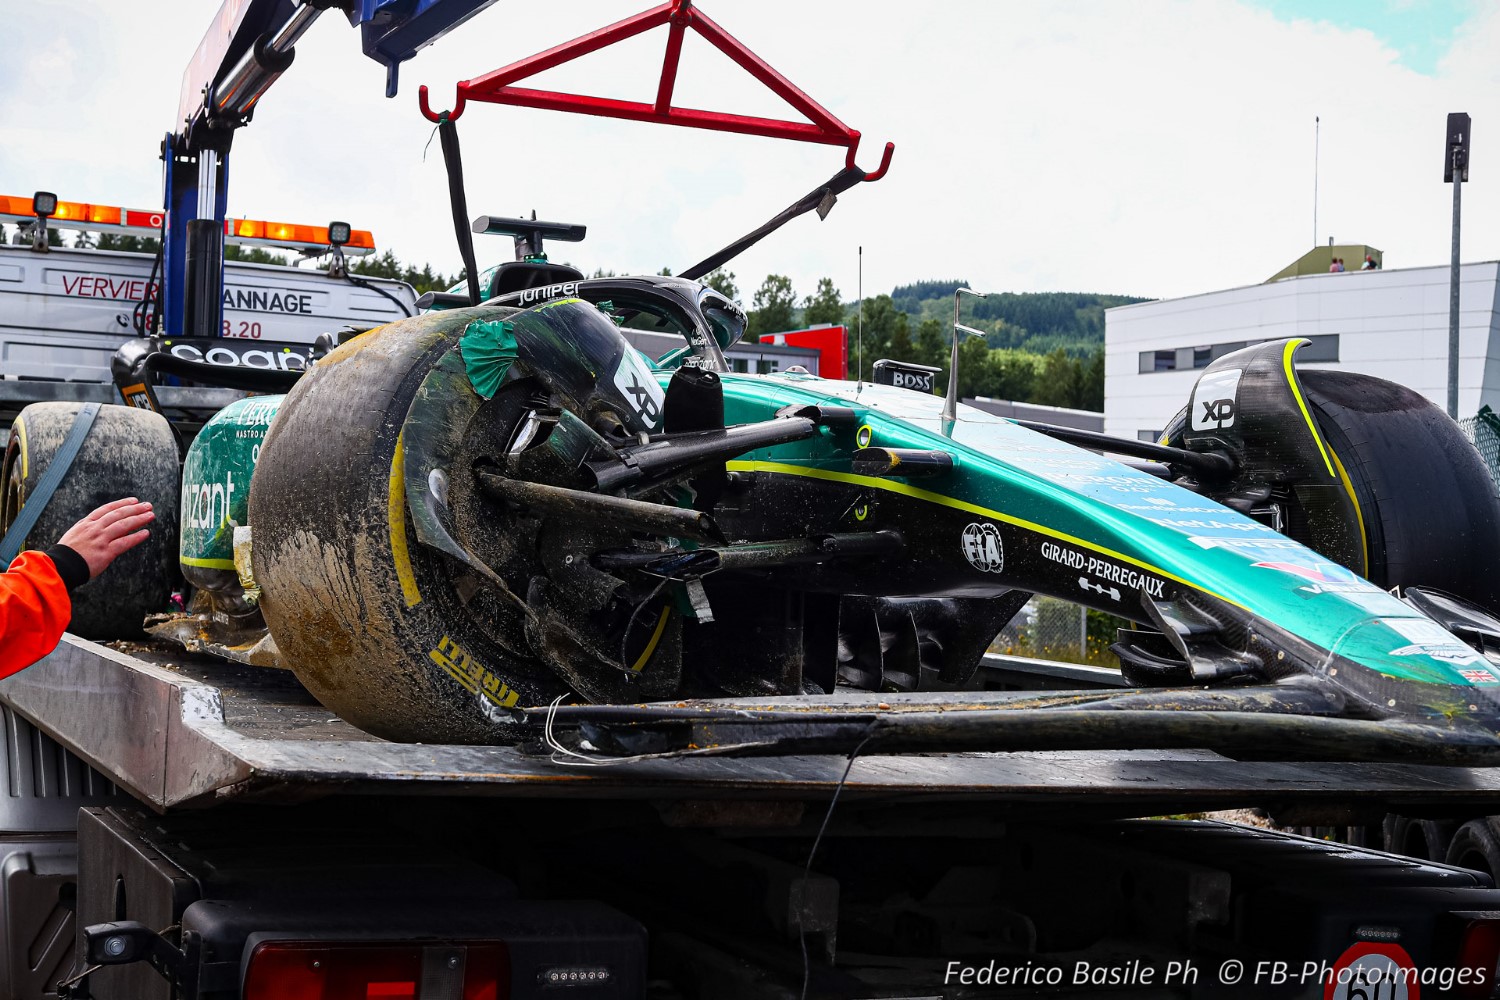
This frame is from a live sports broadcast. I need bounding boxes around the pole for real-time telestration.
[857,245,864,383]
[1448,147,1462,418]
[1312,116,1319,247]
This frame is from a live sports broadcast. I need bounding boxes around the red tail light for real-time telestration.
[1455,918,1500,999]
[243,942,507,1000]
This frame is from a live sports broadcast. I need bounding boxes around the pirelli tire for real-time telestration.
[249,310,569,745]
[0,402,179,638]
[1298,370,1500,612]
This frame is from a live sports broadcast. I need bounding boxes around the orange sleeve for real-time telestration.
[0,551,72,679]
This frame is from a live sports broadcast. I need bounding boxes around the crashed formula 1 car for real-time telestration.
[12,212,1500,759]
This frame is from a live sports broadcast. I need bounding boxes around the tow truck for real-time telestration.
[5,3,1500,1000]
[0,194,416,433]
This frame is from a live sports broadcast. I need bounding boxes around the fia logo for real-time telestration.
[961,522,1005,574]
[1190,368,1243,431]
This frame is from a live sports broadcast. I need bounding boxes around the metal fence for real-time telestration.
[1459,405,1500,491]
[992,596,1122,667]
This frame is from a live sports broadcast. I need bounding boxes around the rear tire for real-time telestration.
[1445,817,1500,880]
[1,403,179,638]
[1382,814,1456,863]
[1300,370,1500,611]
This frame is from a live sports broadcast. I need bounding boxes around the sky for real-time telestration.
[4,1,1497,305]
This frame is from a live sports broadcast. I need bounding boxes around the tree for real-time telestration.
[914,317,946,370]
[847,294,907,380]
[95,233,161,254]
[990,349,1040,402]
[225,245,290,265]
[658,266,673,276]
[887,320,915,362]
[955,334,992,398]
[702,268,738,302]
[1081,349,1104,410]
[1029,348,1094,409]
[802,277,843,326]
[748,274,796,338]
[351,250,455,294]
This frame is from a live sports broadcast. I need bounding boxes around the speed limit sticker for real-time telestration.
[1323,942,1419,1000]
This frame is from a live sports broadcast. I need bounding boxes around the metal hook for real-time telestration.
[418,84,466,124]
[844,135,896,182]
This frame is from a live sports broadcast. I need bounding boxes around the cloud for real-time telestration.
[5,0,1497,306]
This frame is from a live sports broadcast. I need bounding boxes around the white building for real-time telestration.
[1103,261,1500,441]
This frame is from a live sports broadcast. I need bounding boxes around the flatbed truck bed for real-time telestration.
[9,635,1500,819]
[8,638,1500,999]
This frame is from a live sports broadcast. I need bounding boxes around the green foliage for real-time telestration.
[225,244,290,265]
[802,277,843,326]
[350,249,455,294]
[1029,348,1105,410]
[748,274,796,338]
[834,283,1112,409]
[891,279,969,310]
[94,233,161,254]
[1086,608,1127,668]
[846,294,909,380]
[914,318,946,370]
[702,268,738,301]
[894,284,1149,356]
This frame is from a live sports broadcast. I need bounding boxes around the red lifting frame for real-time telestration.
[418,0,893,181]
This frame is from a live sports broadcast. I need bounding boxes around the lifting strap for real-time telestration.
[0,402,102,570]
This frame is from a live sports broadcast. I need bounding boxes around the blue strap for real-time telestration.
[0,403,102,571]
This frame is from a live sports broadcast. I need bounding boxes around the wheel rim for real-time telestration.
[0,433,23,537]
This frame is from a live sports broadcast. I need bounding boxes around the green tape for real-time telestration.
[461,319,519,399]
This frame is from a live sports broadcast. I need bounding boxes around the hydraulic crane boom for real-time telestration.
[164,0,500,338]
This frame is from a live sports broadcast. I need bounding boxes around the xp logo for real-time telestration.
[622,371,661,425]
[961,522,1005,574]
[1201,398,1235,424]
[611,352,665,430]
[1190,368,1243,431]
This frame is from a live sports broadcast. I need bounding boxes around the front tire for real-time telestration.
[1300,370,1500,611]
[250,311,570,744]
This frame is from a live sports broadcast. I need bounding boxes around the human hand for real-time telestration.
[56,498,155,580]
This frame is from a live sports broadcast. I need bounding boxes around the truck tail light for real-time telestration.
[1454,918,1500,999]
[243,942,508,1000]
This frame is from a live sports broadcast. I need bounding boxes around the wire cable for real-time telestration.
[800,726,876,1000]
[344,271,414,317]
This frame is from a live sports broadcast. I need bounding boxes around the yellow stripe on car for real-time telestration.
[725,459,1234,604]
[1283,339,1336,478]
